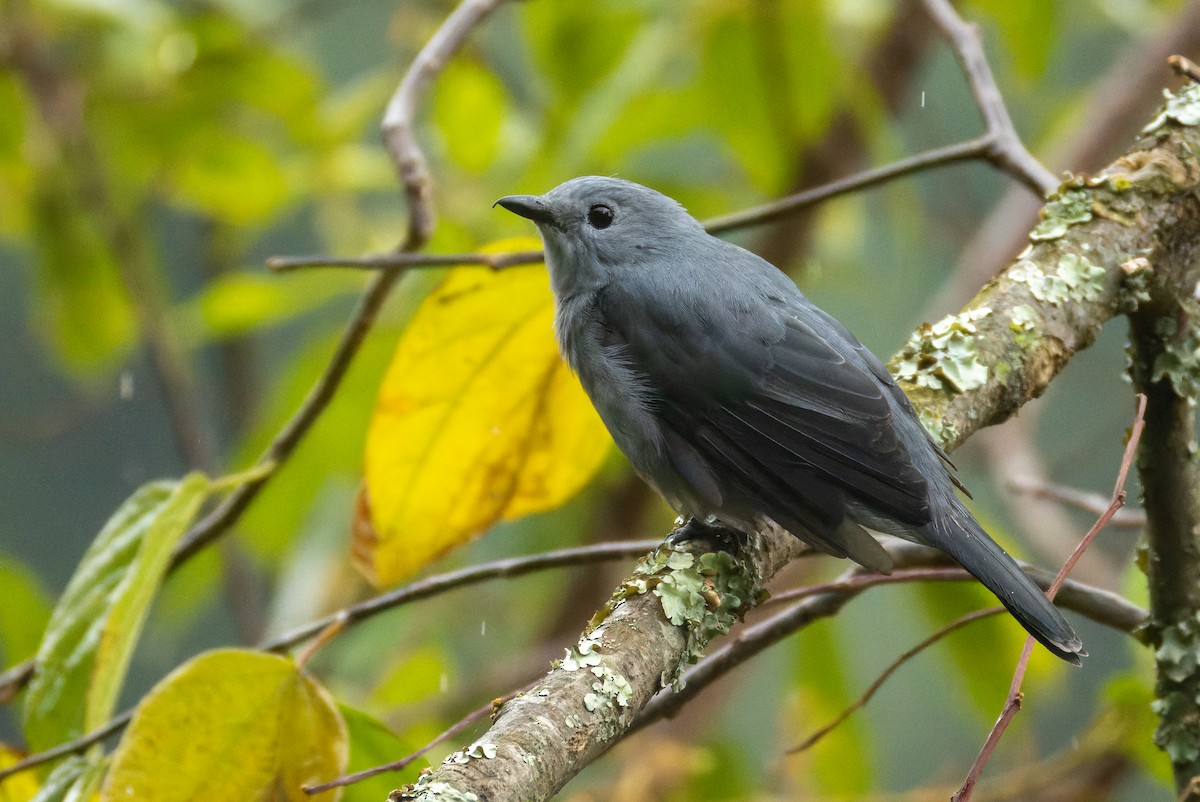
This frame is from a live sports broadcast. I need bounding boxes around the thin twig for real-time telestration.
[303,686,527,795]
[266,249,545,273]
[765,566,972,607]
[1008,477,1146,528]
[262,540,660,656]
[0,540,658,781]
[705,137,991,233]
[267,139,994,274]
[787,607,1004,754]
[952,393,1148,802]
[1169,54,1200,83]
[382,0,510,247]
[919,0,1058,196]
[0,710,131,783]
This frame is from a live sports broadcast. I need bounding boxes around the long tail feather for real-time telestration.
[925,495,1084,665]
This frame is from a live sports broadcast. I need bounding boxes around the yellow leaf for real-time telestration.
[0,745,39,802]
[100,649,348,802]
[359,237,612,585]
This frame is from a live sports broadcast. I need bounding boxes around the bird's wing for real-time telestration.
[596,277,931,565]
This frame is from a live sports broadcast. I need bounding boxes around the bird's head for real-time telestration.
[495,176,705,297]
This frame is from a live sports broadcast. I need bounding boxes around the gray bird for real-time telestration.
[496,176,1083,664]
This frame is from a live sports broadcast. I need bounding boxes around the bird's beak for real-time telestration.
[494,194,555,226]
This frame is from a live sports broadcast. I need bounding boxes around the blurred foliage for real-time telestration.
[0,0,1182,799]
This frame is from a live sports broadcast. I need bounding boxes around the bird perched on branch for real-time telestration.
[496,176,1083,664]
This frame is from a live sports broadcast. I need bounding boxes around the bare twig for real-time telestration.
[0,710,131,783]
[268,140,994,274]
[919,0,1058,196]
[262,540,660,656]
[1169,54,1200,83]
[765,566,971,606]
[952,394,1147,802]
[704,137,991,233]
[787,607,1004,754]
[930,0,1200,315]
[266,249,544,273]
[1008,477,1146,528]
[382,0,509,248]
[303,686,527,795]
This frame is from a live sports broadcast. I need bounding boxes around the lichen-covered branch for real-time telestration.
[889,87,1200,450]
[390,525,807,802]
[391,86,1200,802]
[1123,91,1200,787]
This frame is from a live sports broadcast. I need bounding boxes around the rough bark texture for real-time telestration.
[393,90,1200,802]
[1124,133,1200,787]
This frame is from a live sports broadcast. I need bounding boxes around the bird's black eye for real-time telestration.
[587,204,614,230]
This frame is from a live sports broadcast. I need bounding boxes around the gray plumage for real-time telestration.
[496,176,1083,664]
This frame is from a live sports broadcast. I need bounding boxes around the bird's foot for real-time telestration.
[663,516,741,553]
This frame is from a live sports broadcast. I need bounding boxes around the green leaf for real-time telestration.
[914,581,1025,719]
[968,0,1057,81]
[171,270,358,347]
[0,555,54,667]
[520,2,643,103]
[368,646,447,708]
[792,621,872,795]
[0,74,32,236]
[29,752,106,802]
[29,168,137,375]
[339,704,426,802]
[166,128,291,224]
[100,650,348,802]
[433,59,509,174]
[23,473,210,752]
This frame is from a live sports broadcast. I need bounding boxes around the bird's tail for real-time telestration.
[925,494,1085,665]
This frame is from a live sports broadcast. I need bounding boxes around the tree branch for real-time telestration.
[919,0,1057,195]
[1126,169,1200,788]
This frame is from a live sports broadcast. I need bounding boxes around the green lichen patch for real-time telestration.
[916,407,958,449]
[586,549,688,631]
[445,743,498,765]
[1118,256,1153,314]
[1030,187,1093,241]
[1143,81,1200,134]
[1153,612,1200,765]
[652,549,757,690]
[1151,311,1200,399]
[1009,253,1106,306]
[1157,616,1200,683]
[891,308,991,394]
[1009,304,1039,348]
[558,633,604,671]
[583,665,634,714]
[391,777,480,802]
